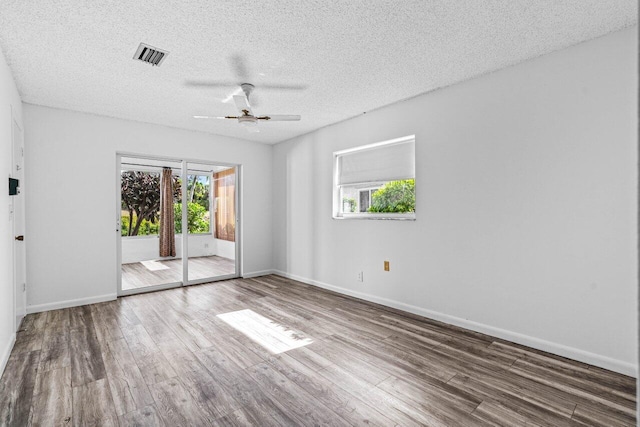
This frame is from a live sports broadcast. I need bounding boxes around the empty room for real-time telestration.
[0,1,637,426]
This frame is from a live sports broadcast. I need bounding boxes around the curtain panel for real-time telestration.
[214,168,235,242]
[159,167,176,257]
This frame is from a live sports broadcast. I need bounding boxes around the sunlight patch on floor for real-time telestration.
[140,260,170,271]
[217,309,313,354]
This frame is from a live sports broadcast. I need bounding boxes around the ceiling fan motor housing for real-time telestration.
[238,115,257,124]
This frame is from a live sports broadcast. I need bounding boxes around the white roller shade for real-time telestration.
[337,138,415,186]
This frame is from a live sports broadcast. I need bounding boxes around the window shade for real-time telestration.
[337,139,415,186]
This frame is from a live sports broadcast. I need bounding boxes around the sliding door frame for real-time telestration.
[116,152,242,297]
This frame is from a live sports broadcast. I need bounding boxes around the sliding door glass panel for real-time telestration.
[187,162,236,283]
[120,157,183,291]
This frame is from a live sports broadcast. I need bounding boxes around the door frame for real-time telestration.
[11,107,26,330]
[116,152,242,296]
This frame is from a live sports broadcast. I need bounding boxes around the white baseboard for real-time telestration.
[242,269,275,279]
[26,293,117,314]
[26,273,276,315]
[0,333,16,378]
[273,270,637,378]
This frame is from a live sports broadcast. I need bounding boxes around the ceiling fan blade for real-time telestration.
[185,80,306,91]
[258,115,301,121]
[233,95,252,115]
[258,84,308,91]
[185,80,240,88]
[193,115,232,119]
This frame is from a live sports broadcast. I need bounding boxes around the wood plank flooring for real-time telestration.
[122,255,235,290]
[0,275,635,426]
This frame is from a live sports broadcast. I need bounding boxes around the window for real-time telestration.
[333,135,415,220]
[358,187,381,212]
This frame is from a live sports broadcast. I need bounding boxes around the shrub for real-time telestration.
[368,179,415,213]
[174,202,210,234]
[121,214,159,236]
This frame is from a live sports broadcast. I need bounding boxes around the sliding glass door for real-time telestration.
[186,162,238,284]
[117,155,240,296]
[119,157,183,292]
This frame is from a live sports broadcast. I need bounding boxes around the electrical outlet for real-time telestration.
[204,243,209,249]
[357,271,364,282]
[384,261,390,271]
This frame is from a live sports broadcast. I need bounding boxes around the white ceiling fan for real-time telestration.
[193,83,301,133]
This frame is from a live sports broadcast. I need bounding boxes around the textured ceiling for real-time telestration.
[0,1,636,144]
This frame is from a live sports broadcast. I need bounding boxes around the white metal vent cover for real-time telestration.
[133,43,168,66]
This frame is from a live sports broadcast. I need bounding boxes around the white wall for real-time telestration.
[121,234,235,264]
[217,239,235,260]
[24,106,272,311]
[272,27,638,375]
[0,50,23,374]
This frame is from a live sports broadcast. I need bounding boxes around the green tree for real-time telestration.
[174,202,210,234]
[121,171,180,236]
[368,179,415,213]
[121,171,160,236]
[188,175,210,210]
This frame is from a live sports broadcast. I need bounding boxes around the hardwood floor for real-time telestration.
[122,255,235,290]
[0,275,635,426]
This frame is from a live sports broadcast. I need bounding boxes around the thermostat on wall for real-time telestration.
[8,178,19,195]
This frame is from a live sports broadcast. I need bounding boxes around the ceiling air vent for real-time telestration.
[133,43,169,67]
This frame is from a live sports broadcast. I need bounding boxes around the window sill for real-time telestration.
[333,213,416,221]
[121,232,213,239]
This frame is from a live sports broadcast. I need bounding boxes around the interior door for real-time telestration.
[12,115,26,330]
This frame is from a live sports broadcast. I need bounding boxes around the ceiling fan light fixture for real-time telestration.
[238,115,259,132]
